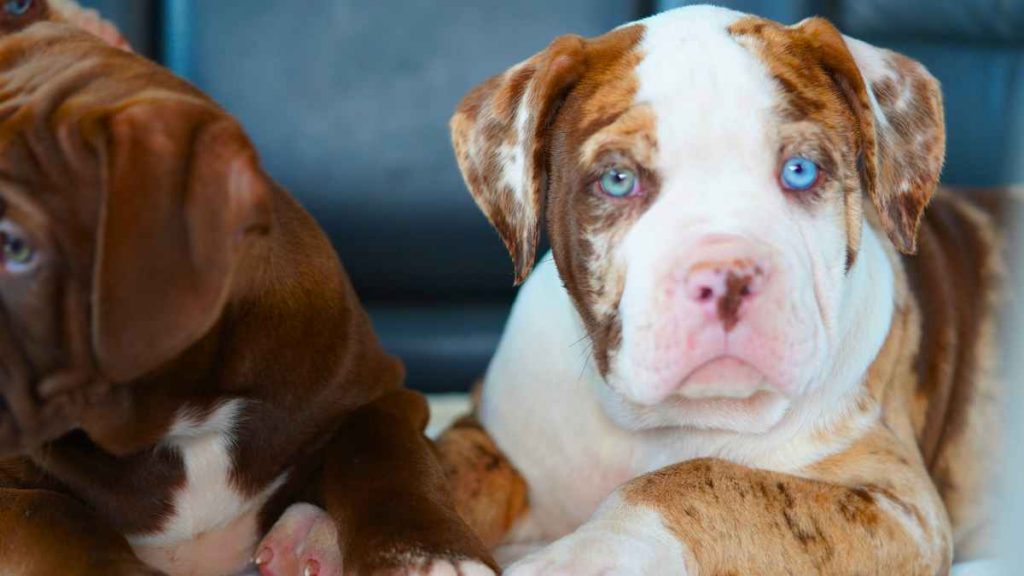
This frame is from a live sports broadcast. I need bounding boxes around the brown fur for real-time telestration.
[451,25,645,286]
[0,6,492,574]
[730,17,945,261]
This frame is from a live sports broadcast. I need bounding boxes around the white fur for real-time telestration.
[413,560,496,576]
[481,5,901,561]
[505,492,690,575]
[609,5,842,428]
[497,63,536,219]
[128,400,287,576]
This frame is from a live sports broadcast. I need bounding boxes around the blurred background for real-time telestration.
[79,0,1023,393]
[80,0,1023,571]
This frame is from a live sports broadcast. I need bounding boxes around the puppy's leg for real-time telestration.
[434,414,528,548]
[318,389,497,575]
[0,464,158,576]
[508,427,952,576]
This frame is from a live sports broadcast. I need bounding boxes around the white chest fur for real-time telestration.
[128,400,286,576]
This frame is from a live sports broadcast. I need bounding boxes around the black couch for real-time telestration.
[83,0,1023,393]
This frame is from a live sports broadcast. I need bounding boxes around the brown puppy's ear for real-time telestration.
[92,99,271,383]
[451,35,587,283]
[796,18,945,254]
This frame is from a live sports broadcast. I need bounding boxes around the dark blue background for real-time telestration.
[81,0,1024,392]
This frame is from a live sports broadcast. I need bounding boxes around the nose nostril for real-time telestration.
[699,286,714,301]
[739,284,751,298]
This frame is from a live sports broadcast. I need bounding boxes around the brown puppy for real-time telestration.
[0,2,493,575]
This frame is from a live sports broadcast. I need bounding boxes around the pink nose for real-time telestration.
[685,258,769,331]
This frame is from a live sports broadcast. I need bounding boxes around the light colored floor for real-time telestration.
[425,393,472,438]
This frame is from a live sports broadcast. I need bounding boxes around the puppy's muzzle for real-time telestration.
[0,317,92,457]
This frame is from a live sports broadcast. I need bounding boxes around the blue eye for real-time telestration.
[3,0,32,16]
[780,156,819,191]
[598,167,638,198]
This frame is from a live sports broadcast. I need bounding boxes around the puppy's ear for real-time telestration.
[92,99,271,382]
[451,35,587,283]
[797,18,945,254]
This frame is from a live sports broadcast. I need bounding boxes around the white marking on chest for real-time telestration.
[129,400,285,550]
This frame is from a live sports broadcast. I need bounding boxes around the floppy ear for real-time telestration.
[92,99,271,382]
[450,35,587,284]
[796,18,945,254]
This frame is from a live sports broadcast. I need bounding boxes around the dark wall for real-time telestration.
[80,0,1022,392]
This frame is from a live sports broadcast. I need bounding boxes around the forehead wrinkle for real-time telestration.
[578,104,656,168]
[634,9,779,183]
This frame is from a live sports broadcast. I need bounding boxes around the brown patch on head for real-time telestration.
[545,26,659,375]
[578,105,657,169]
[451,24,650,372]
[730,16,944,261]
[576,36,645,132]
[730,17,874,265]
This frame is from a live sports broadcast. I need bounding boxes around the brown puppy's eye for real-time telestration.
[3,0,32,17]
[1,231,34,270]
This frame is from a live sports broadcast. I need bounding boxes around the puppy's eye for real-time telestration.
[3,0,32,16]
[598,167,639,198]
[2,232,34,270]
[780,156,820,191]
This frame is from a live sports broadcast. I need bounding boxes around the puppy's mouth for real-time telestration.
[673,357,778,401]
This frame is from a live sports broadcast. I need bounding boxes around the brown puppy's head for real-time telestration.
[452,6,944,432]
[0,0,128,47]
[0,16,270,456]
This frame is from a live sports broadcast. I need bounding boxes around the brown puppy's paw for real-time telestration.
[254,503,342,576]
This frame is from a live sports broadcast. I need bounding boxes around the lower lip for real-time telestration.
[675,357,774,400]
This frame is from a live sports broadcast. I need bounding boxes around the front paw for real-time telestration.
[253,503,496,576]
[505,523,688,576]
[254,503,341,576]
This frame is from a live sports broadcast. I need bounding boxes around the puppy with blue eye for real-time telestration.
[438,5,1008,574]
